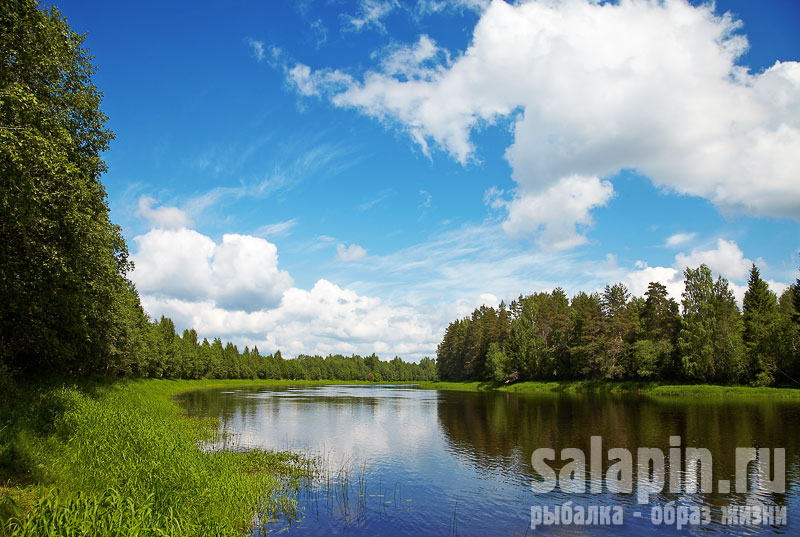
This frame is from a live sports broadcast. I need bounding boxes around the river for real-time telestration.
[177,384,800,536]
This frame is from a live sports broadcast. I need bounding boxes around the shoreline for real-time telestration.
[415,380,800,398]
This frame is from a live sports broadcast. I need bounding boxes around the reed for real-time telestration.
[0,379,314,536]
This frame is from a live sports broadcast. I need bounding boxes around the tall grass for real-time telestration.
[0,379,314,536]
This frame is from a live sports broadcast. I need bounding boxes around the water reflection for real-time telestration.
[178,386,800,536]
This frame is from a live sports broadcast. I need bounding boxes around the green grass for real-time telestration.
[0,378,321,536]
[416,380,800,398]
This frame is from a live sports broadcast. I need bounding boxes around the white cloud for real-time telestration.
[131,230,293,312]
[665,232,697,248]
[624,238,789,306]
[378,35,449,80]
[136,196,192,229]
[345,0,398,32]
[211,234,294,311]
[291,0,800,246]
[674,238,753,282]
[288,64,353,97]
[253,218,297,238]
[418,0,489,15]
[132,228,216,302]
[337,243,368,261]
[247,38,266,61]
[129,224,445,359]
[140,279,442,360]
[502,175,615,250]
[625,263,684,303]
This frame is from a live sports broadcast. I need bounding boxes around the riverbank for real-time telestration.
[0,378,317,536]
[416,380,800,398]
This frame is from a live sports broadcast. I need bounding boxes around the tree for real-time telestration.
[634,282,680,378]
[775,288,800,383]
[1,0,143,375]
[598,283,637,379]
[742,265,779,385]
[568,292,604,378]
[641,282,680,343]
[678,265,744,383]
[793,271,800,325]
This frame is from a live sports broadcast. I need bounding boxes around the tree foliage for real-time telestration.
[436,263,799,387]
[0,0,141,375]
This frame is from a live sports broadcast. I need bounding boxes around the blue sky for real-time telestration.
[56,0,799,359]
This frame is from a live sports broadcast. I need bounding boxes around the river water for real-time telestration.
[177,384,800,536]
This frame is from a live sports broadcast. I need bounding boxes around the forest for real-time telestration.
[113,316,437,382]
[436,266,800,386]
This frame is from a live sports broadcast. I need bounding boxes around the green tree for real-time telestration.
[775,287,800,383]
[487,342,513,382]
[598,283,637,379]
[633,282,680,378]
[678,265,744,383]
[567,292,604,378]
[1,0,143,375]
[742,265,779,385]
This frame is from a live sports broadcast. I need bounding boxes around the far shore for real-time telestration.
[141,377,800,399]
[414,380,800,398]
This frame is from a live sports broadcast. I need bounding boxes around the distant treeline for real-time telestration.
[437,265,800,386]
[131,316,437,382]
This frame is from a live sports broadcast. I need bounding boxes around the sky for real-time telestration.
[54,0,800,361]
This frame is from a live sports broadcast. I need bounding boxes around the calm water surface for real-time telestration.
[178,385,800,536]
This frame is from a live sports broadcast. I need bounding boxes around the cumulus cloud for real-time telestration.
[337,243,368,261]
[129,225,447,358]
[624,238,789,306]
[136,196,192,230]
[289,0,800,246]
[139,279,442,359]
[674,238,753,282]
[132,228,216,302]
[131,230,293,311]
[501,175,615,250]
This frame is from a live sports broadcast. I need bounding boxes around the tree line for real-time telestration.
[0,1,434,383]
[129,315,437,381]
[437,264,800,386]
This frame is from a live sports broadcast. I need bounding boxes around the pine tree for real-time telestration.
[568,292,604,378]
[632,282,680,378]
[742,265,779,385]
[599,283,636,379]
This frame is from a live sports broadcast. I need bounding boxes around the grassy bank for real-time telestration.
[416,380,800,398]
[0,378,321,536]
